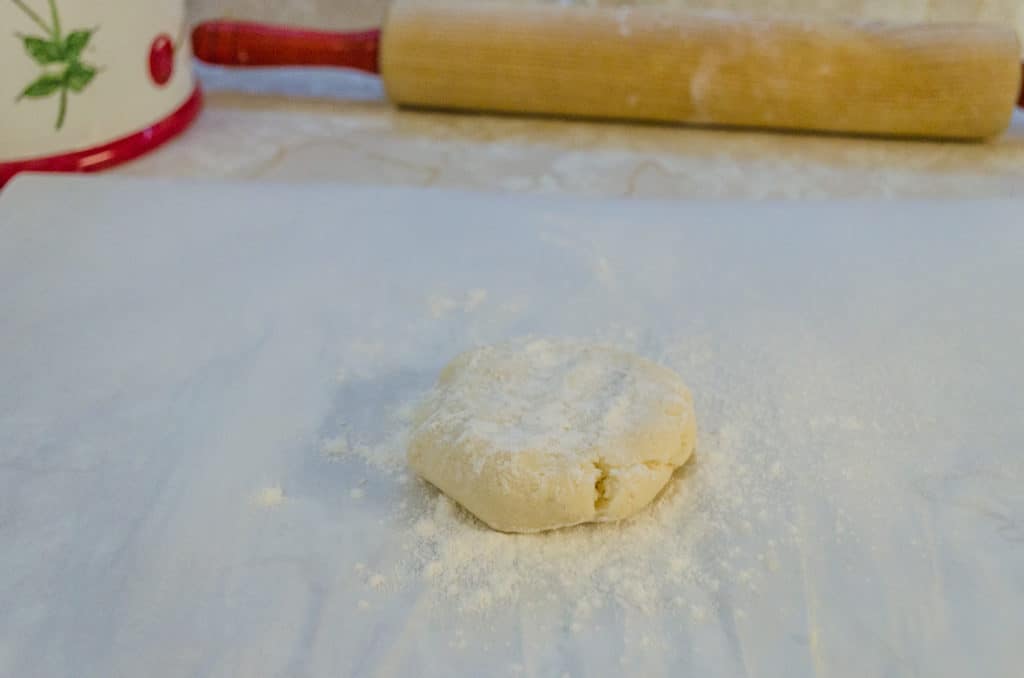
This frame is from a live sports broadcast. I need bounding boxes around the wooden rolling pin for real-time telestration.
[192,2,1024,140]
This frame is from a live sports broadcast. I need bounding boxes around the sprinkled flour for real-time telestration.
[253,485,284,507]
[323,333,799,621]
[399,420,780,619]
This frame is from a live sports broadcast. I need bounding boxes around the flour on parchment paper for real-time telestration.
[428,289,490,319]
[322,334,800,622]
[253,485,285,508]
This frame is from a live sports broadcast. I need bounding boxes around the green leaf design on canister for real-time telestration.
[18,73,63,98]
[10,0,100,130]
[21,34,64,63]
[64,61,96,92]
[62,29,92,58]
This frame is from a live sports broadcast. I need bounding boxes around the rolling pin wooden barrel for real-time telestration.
[192,2,1024,140]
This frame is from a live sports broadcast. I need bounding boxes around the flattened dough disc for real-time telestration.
[408,339,697,533]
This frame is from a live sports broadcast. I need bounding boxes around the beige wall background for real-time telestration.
[186,0,1024,36]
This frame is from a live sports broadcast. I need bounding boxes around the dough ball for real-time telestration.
[408,339,697,533]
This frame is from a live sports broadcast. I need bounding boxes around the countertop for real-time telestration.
[117,65,1024,200]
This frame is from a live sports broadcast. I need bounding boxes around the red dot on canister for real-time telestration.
[149,34,175,86]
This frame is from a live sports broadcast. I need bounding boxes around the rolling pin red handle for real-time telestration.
[192,20,1024,109]
[191,20,381,74]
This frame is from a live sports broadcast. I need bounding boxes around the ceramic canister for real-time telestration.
[1,0,200,182]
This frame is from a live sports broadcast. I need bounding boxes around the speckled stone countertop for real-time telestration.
[118,64,1024,199]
